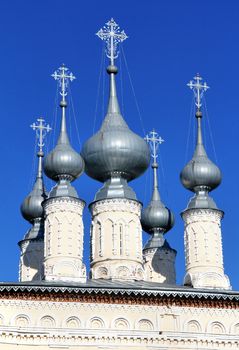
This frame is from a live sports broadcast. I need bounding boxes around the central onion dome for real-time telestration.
[82,65,150,185]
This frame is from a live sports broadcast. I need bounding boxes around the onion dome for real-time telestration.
[21,177,47,223]
[44,106,84,182]
[44,65,84,197]
[82,65,150,184]
[141,131,174,237]
[82,19,150,201]
[20,118,51,240]
[180,110,221,193]
[141,169,174,234]
[180,75,221,209]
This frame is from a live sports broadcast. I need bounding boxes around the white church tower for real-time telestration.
[43,65,86,282]
[180,74,230,289]
[82,19,150,281]
[141,130,176,284]
[19,118,51,281]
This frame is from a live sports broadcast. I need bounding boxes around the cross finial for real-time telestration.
[30,118,52,154]
[96,18,128,65]
[187,73,209,110]
[145,130,164,165]
[51,64,76,101]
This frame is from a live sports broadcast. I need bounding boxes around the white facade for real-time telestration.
[90,198,144,280]
[143,244,176,284]
[43,197,86,282]
[0,286,239,349]
[18,239,44,281]
[182,208,230,289]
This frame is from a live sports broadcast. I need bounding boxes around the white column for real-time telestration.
[43,197,86,282]
[19,239,44,281]
[182,208,230,289]
[90,198,144,281]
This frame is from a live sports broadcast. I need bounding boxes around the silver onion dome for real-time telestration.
[82,65,150,184]
[21,177,47,223]
[141,163,174,234]
[44,115,84,182]
[180,110,221,193]
[44,66,84,185]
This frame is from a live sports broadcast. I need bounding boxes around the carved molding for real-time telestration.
[91,198,141,216]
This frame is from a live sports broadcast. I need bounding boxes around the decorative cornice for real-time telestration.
[91,198,141,216]
[44,196,85,210]
[0,283,239,309]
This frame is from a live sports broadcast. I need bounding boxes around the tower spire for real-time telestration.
[145,130,164,201]
[96,19,127,116]
[180,74,221,206]
[187,73,209,148]
[21,117,51,225]
[51,64,76,143]
[44,65,84,189]
[142,129,176,284]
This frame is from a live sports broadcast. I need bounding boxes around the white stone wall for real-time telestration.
[43,197,86,282]
[19,239,44,281]
[90,198,144,280]
[182,208,230,289]
[0,297,239,349]
[143,246,176,284]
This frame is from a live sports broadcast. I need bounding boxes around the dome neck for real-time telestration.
[37,149,44,179]
[107,69,121,115]
[143,230,165,250]
[193,110,207,158]
[152,163,161,201]
[57,101,70,145]
[93,174,137,202]
[186,186,218,210]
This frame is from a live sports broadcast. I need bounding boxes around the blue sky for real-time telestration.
[1,0,239,289]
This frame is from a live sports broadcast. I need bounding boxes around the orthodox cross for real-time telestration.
[30,118,52,154]
[187,73,209,110]
[145,130,164,165]
[52,64,76,101]
[96,18,128,65]
[30,118,51,177]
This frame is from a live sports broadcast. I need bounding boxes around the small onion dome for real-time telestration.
[81,65,150,182]
[141,193,174,234]
[180,112,221,192]
[21,177,47,223]
[180,144,221,192]
[44,113,84,182]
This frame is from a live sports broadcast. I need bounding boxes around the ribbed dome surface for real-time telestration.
[44,120,84,182]
[141,188,174,234]
[82,117,150,182]
[180,143,221,192]
[21,177,47,222]
[141,200,174,234]
[82,68,150,183]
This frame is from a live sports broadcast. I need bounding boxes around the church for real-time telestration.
[0,18,238,349]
